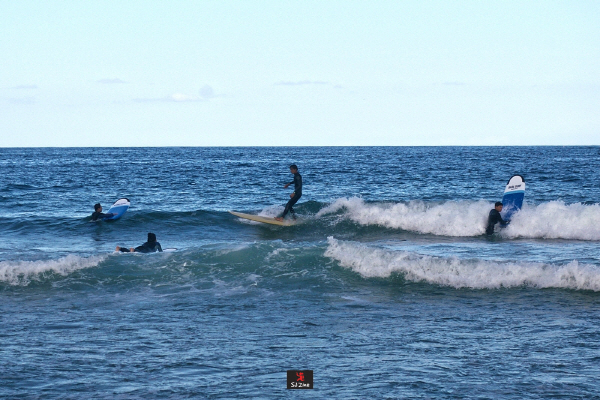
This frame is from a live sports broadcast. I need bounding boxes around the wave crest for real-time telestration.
[0,255,105,286]
[317,197,489,236]
[317,197,600,240]
[325,237,600,291]
[505,201,600,240]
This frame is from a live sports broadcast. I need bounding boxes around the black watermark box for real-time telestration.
[287,370,313,389]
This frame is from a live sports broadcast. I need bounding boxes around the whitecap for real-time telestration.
[0,254,105,286]
[325,237,600,291]
[318,197,600,240]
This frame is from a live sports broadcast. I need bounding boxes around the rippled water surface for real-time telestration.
[1,147,600,399]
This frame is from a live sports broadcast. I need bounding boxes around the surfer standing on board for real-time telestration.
[275,164,302,221]
[486,202,509,235]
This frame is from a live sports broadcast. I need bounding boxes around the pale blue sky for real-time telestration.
[1,1,599,146]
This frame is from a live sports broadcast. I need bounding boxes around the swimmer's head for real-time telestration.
[94,203,102,211]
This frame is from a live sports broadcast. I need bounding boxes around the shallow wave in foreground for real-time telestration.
[0,255,106,286]
[325,237,600,291]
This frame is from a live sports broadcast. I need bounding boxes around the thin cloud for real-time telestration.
[97,78,127,84]
[170,93,201,102]
[134,85,218,103]
[199,84,215,99]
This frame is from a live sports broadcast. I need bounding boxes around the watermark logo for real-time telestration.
[287,370,313,389]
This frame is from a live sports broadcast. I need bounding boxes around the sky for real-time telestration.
[1,0,599,146]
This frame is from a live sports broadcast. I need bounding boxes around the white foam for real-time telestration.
[317,197,489,236]
[325,237,600,291]
[258,205,284,218]
[503,201,600,240]
[317,197,600,240]
[0,254,105,286]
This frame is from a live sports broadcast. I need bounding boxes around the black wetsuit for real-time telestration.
[91,211,111,221]
[281,172,302,219]
[119,241,163,253]
[486,209,507,235]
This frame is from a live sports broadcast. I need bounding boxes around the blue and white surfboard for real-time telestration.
[103,198,130,220]
[501,175,525,221]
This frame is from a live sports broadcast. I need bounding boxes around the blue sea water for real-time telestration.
[1,146,600,399]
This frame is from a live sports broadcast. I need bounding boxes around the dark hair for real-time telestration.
[94,203,101,211]
[495,201,503,207]
[147,232,157,243]
[289,164,298,170]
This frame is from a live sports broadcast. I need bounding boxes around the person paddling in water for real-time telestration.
[116,232,163,253]
[91,203,115,221]
[275,164,302,222]
[486,201,509,235]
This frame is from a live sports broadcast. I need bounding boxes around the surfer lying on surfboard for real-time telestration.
[275,164,302,222]
[116,232,163,253]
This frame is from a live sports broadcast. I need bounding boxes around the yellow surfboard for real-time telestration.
[229,211,296,226]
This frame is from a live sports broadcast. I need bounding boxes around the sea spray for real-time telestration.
[317,197,494,236]
[504,201,600,240]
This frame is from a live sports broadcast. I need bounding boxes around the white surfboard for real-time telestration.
[104,198,130,220]
[229,211,295,226]
[501,175,525,221]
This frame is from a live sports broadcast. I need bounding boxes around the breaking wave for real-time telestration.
[317,197,600,240]
[325,237,600,291]
[0,255,106,286]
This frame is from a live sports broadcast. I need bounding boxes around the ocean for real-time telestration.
[1,146,599,399]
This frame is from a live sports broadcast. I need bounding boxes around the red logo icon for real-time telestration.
[287,370,313,389]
